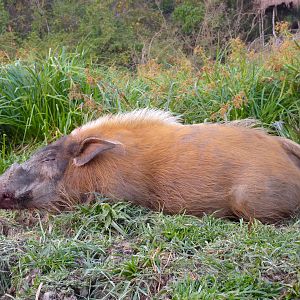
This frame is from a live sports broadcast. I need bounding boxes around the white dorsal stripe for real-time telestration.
[71,108,180,136]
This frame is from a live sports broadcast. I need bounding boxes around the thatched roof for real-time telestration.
[255,0,300,11]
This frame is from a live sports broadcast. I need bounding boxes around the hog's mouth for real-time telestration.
[0,190,33,209]
[0,191,19,209]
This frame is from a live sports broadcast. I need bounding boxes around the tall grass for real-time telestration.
[0,37,299,149]
[0,49,89,144]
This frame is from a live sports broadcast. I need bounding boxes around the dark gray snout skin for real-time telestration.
[0,163,26,209]
[0,137,71,210]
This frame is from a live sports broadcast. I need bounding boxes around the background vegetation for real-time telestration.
[0,0,299,299]
[0,0,299,65]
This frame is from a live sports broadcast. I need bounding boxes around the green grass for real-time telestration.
[0,201,299,299]
[0,39,299,147]
[0,38,300,299]
[0,49,89,144]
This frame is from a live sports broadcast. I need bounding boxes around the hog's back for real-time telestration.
[127,124,300,221]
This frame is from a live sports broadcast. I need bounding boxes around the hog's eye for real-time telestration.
[42,157,56,163]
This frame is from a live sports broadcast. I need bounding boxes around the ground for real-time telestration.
[0,199,299,299]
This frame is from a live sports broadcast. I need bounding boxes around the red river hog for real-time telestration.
[0,109,299,223]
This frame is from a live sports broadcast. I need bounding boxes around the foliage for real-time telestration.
[0,0,8,34]
[0,50,90,145]
[1,1,298,65]
[0,36,299,149]
[173,1,205,34]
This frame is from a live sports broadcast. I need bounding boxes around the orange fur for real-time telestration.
[61,110,300,223]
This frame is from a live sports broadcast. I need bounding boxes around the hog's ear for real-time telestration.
[73,137,119,167]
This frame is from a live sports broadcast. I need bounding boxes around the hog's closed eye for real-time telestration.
[42,157,56,162]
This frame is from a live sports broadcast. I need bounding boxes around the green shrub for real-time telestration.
[173,2,205,34]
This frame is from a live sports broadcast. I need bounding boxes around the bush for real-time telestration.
[173,1,205,34]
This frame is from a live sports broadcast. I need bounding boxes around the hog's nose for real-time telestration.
[1,191,13,200]
[0,189,15,209]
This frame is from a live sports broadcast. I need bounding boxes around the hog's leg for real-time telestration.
[230,178,300,223]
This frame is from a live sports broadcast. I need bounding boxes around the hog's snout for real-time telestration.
[0,190,16,209]
[0,162,22,209]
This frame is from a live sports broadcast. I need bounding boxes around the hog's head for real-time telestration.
[0,135,119,210]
